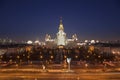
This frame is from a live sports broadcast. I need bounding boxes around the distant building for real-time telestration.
[94,43,120,54]
[45,18,78,47]
[56,19,67,45]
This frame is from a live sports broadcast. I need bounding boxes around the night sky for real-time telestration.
[0,0,120,41]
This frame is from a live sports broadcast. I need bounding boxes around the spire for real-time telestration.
[60,17,62,24]
[59,17,64,31]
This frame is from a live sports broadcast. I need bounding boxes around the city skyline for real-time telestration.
[0,0,120,41]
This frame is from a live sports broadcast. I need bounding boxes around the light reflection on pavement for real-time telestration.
[0,69,120,80]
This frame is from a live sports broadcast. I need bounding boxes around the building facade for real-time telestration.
[45,18,78,47]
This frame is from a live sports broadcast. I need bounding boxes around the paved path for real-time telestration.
[0,69,120,80]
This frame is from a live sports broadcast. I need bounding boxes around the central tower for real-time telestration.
[45,18,78,47]
[56,18,67,46]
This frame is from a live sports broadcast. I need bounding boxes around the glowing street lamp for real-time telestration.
[50,55,53,59]
[67,58,71,71]
[75,55,78,58]
[40,55,43,59]
[17,55,20,59]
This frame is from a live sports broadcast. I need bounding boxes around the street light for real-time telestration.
[27,55,30,64]
[67,58,71,72]
[16,55,20,65]
[50,55,53,59]
[40,55,43,59]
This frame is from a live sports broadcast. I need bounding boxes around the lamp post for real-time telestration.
[17,55,20,66]
[67,58,71,71]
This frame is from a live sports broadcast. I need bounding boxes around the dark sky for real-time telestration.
[0,0,120,41]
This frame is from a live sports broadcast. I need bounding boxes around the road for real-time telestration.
[0,64,120,80]
[0,69,120,80]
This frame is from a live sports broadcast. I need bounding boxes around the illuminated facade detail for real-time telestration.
[45,18,78,46]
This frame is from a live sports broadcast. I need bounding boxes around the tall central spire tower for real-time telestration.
[56,18,67,46]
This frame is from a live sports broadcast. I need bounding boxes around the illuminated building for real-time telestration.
[45,18,78,46]
[56,19,67,45]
